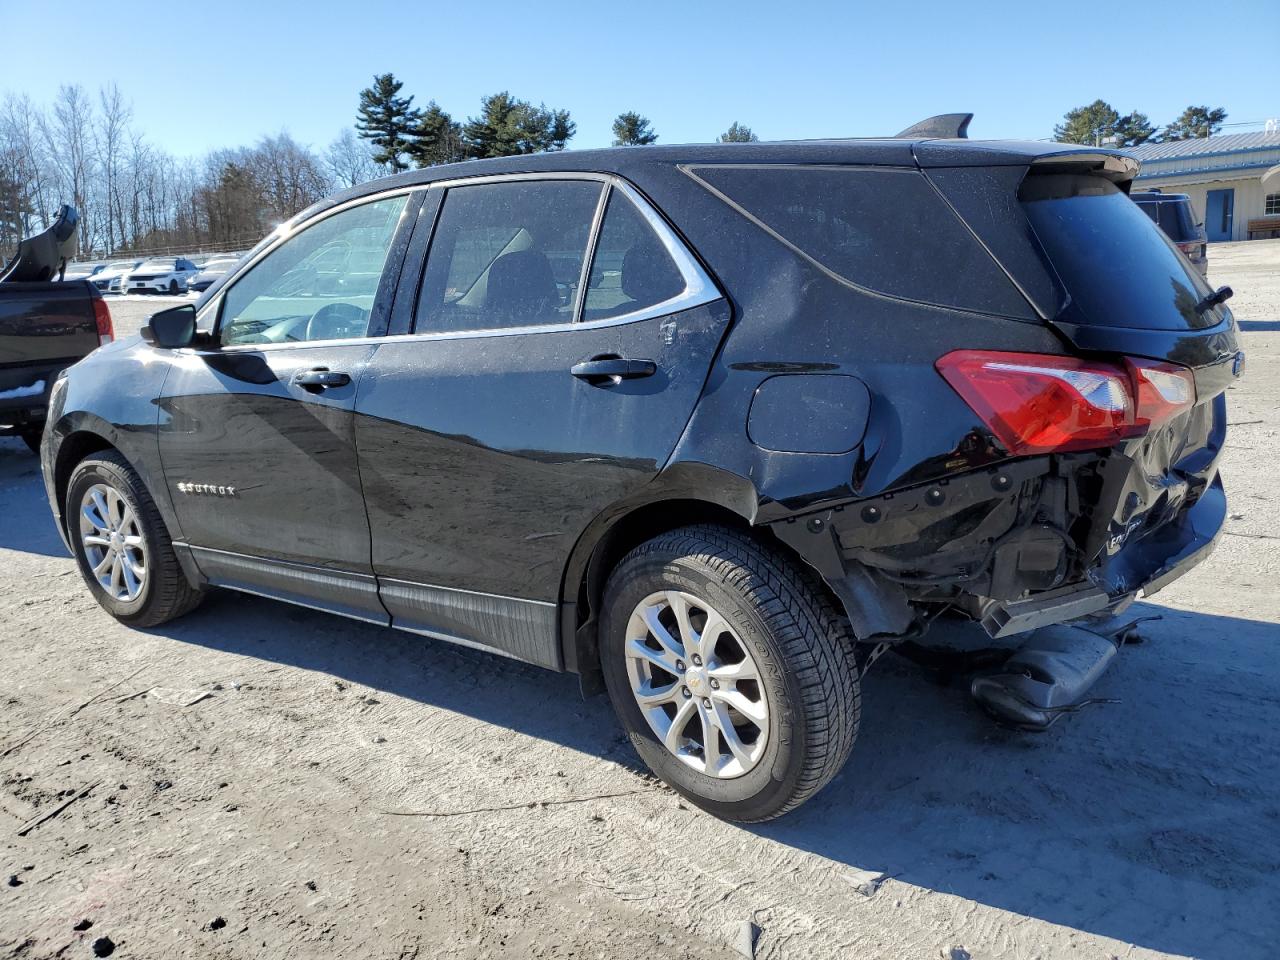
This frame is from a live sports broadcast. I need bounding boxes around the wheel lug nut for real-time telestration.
[702,698,712,708]
[691,655,702,666]
[710,679,720,689]
[681,687,692,699]
[675,660,685,672]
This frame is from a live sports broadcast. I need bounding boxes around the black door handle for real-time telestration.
[295,368,351,390]
[570,357,657,384]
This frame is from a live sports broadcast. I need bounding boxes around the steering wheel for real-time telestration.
[304,301,369,341]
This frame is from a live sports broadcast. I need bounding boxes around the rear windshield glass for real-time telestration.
[1021,175,1214,330]
[689,165,1034,318]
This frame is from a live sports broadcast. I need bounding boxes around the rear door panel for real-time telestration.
[355,300,730,602]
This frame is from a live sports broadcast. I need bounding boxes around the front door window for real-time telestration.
[220,194,409,345]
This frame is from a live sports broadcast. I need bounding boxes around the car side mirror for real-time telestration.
[140,303,197,349]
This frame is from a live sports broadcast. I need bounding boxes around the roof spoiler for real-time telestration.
[895,113,973,139]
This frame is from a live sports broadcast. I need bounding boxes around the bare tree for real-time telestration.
[2,85,342,257]
[326,128,383,188]
[248,131,331,224]
[1,93,54,239]
[42,85,96,255]
[96,84,131,254]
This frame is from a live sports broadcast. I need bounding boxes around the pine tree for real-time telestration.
[463,93,575,158]
[612,111,657,146]
[1054,100,1121,145]
[1161,106,1228,141]
[408,102,464,167]
[1113,111,1156,147]
[718,122,758,143]
[355,73,421,173]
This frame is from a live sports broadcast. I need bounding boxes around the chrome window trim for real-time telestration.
[198,171,722,352]
[571,183,612,325]
[409,173,720,338]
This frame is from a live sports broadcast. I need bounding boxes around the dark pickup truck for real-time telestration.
[0,206,113,452]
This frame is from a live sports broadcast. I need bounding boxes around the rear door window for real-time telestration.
[415,180,602,333]
[687,164,1033,318]
[582,191,686,321]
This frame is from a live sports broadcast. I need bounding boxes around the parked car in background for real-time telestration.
[1131,191,1208,276]
[62,262,107,281]
[119,257,199,294]
[42,121,1241,822]
[90,260,142,294]
[185,256,240,294]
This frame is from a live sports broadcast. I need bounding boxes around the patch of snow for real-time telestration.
[0,379,44,401]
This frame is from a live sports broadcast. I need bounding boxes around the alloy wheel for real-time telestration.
[624,590,769,778]
[79,482,147,602]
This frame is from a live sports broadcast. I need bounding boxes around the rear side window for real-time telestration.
[583,192,685,321]
[687,165,1033,318]
[415,180,602,333]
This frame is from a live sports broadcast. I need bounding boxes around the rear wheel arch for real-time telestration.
[563,493,850,694]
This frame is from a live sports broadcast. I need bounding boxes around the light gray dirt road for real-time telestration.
[2,245,1278,959]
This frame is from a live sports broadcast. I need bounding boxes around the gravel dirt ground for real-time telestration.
[2,245,1278,960]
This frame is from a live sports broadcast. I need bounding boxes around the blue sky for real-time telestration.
[3,0,1277,157]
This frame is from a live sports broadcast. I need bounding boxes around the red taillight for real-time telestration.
[1128,359,1196,431]
[92,298,114,347]
[937,350,1195,456]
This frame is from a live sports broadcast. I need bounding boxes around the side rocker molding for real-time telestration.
[770,513,915,641]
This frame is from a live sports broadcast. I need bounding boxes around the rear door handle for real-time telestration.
[295,368,351,390]
[570,357,657,383]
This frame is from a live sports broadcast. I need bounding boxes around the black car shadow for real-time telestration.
[0,438,67,557]
[139,589,1279,960]
[2,443,1276,958]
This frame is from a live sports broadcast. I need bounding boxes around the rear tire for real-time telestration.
[600,524,860,822]
[66,451,204,627]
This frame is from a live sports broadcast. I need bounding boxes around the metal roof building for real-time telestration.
[1125,129,1280,242]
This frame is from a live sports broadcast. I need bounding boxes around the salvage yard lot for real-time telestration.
[3,242,1279,959]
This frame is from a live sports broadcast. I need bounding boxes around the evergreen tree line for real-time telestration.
[1054,100,1230,147]
[354,72,758,171]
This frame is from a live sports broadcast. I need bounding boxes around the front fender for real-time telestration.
[44,340,178,546]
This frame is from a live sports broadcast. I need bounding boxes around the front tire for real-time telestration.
[600,525,860,822]
[66,451,204,627]
[168,280,179,295]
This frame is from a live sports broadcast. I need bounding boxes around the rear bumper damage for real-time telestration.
[772,453,1225,643]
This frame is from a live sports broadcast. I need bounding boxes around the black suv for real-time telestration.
[1131,190,1209,276]
[41,120,1241,821]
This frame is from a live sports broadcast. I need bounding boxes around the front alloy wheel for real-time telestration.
[66,451,204,626]
[625,591,768,778]
[79,482,148,601]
